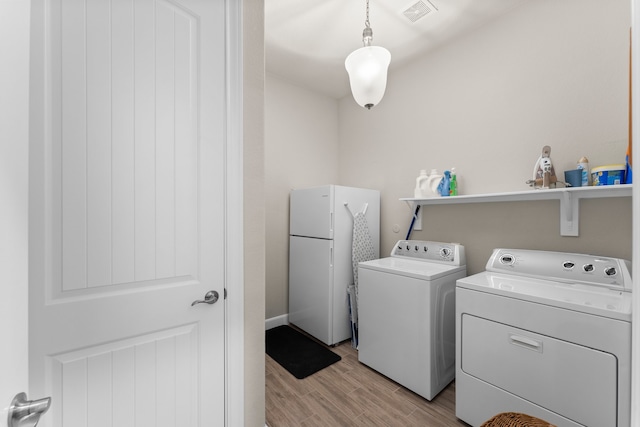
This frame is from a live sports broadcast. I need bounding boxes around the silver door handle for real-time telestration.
[191,290,219,306]
[8,392,51,427]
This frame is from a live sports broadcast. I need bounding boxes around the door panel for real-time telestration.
[29,0,225,425]
[54,0,201,293]
[49,325,198,427]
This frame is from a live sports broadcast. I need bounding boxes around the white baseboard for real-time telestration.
[265,314,288,330]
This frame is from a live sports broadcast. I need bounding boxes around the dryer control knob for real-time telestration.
[499,254,515,265]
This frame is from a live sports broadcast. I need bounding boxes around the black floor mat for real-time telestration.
[266,325,341,379]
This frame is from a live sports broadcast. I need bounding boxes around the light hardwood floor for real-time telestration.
[266,335,471,427]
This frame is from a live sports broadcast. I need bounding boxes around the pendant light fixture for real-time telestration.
[345,0,391,110]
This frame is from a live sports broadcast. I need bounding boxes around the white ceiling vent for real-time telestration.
[402,0,439,23]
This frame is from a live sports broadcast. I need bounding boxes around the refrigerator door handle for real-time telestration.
[330,244,334,267]
[330,212,334,235]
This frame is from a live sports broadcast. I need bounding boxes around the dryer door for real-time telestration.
[461,314,617,427]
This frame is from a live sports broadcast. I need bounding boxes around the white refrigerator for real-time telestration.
[288,185,380,346]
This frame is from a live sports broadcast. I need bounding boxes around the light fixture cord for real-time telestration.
[365,0,370,28]
[362,0,373,46]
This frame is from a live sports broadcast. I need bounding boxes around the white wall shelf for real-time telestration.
[401,184,632,237]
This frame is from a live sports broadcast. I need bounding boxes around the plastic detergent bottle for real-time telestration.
[438,171,451,197]
[414,169,442,198]
[426,169,443,197]
[414,170,429,198]
[449,168,458,196]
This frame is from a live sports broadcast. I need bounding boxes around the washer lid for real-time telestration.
[457,271,632,321]
[359,257,466,280]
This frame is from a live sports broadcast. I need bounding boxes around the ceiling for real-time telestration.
[265,0,529,99]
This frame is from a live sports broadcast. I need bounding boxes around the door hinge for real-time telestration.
[224,288,227,299]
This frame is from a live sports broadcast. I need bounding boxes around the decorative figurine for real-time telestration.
[528,145,558,189]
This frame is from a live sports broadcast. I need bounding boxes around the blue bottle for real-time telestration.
[438,171,451,197]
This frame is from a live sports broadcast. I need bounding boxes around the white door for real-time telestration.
[27,0,227,425]
[0,0,31,422]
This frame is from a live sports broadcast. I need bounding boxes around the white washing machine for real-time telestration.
[456,248,632,427]
[358,240,466,401]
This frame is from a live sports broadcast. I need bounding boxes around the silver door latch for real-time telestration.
[191,290,219,306]
[8,392,51,427]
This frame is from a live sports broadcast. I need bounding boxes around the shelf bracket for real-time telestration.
[560,191,580,237]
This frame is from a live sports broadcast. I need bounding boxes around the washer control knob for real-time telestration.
[499,254,515,265]
[583,264,594,272]
[563,261,575,270]
[440,247,452,258]
[604,267,617,276]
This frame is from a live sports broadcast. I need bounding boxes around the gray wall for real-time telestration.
[265,0,632,320]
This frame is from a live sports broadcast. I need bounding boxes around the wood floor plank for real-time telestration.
[351,410,393,427]
[306,371,364,420]
[304,390,353,426]
[267,372,317,423]
[307,363,359,395]
[266,337,471,427]
[349,386,417,425]
[298,414,330,427]
[343,361,401,395]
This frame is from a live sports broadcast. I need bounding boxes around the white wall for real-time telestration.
[265,0,632,314]
[264,74,340,318]
[338,0,632,274]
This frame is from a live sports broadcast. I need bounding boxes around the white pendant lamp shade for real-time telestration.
[345,46,391,110]
[345,0,390,110]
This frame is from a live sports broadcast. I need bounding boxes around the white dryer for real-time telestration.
[358,240,466,401]
[456,248,632,427]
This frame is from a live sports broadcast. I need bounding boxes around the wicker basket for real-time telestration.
[480,412,557,427]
